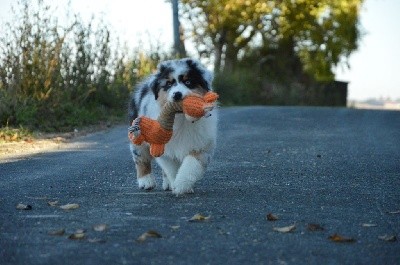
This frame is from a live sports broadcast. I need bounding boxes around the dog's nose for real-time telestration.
[173,91,182,101]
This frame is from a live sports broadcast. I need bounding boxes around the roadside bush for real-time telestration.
[213,69,261,106]
[0,0,170,132]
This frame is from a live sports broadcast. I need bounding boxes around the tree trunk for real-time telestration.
[213,30,226,73]
[223,42,238,74]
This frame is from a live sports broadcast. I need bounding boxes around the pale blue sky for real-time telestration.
[0,0,399,100]
[335,0,400,100]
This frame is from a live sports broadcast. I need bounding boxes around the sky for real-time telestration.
[0,0,399,101]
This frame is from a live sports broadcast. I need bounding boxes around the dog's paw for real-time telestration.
[137,174,156,190]
[172,180,194,196]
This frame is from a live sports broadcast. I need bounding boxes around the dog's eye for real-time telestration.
[184,80,191,86]
[165,81,173,88]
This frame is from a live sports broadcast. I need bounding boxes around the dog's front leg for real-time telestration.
[173,155,205,196]
[130,143,156,190]
[156,157,180,191]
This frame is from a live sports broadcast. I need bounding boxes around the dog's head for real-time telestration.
[150,58,213,106]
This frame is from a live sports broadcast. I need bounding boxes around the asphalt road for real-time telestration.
[1,106,399,265]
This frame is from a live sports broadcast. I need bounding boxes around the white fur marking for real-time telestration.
[173,156,204,195]
[137,174,156,190]
[162,175,172,191]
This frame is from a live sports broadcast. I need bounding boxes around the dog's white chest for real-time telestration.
[164,112,217,161]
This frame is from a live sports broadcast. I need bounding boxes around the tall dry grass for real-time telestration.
[0,0,171,132]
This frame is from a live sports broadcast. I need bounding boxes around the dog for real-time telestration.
[128,58,218,195]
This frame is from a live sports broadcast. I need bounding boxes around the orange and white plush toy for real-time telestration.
[128,91,218,157]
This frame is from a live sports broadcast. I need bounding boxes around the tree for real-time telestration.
[172,0,187,57]
[180,0,364,81]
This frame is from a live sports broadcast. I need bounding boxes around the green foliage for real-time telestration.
[0,0,169,133]
[0,126,32,143]
[214,69,261,106]
[181,0,364,81]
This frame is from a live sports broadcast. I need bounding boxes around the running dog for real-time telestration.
[128,58,218,195]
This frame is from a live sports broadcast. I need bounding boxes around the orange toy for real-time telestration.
[128,91,219,157]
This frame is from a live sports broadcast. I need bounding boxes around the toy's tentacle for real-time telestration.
[132,134,145,145]
[128,117,142,137]
[204,91,219,103]
[157,101,183,130]
[128,117,145,145]
[150,144,165,157]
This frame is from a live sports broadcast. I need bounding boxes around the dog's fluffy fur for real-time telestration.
[128,58,217,195]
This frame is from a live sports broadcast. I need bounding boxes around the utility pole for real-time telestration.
[172,0,186,58]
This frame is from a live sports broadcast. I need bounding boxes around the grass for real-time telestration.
[0,126,33,143]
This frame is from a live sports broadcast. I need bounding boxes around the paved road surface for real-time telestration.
[1,107,399,264]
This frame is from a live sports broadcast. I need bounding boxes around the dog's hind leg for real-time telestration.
[130,143,156,190]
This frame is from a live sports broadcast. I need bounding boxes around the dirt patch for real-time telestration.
[0,137,68,159]
[0,123,119,161]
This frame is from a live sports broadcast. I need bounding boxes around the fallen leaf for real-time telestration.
[188,213,211,222]
[60,203,79,210]
[273,224,296,233]
[69,232,85,240]
[362,223,377,227]
[47,201,58,207]
[307,223,324,231]
[266,213,278,221]
[137,230,162,242]
[88,238,106,243]
[16,203,32,210]
[328,233,356,243]
[93,224,108,232]
[48,228,65,236]
[378,235,397,242]
[170,225,180,231]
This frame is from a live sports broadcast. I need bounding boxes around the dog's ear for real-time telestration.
[150,63,166,100]
[151,62,173,100]
[185,59,213,91]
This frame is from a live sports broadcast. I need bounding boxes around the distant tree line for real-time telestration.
[180,0,364,105]
[0,0,364,132]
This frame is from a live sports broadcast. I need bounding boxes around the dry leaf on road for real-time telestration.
[60,203,79,210]
[307,223,324,231]
[48,228,65,236]
[362,223,377,227]
[16,203,32,210]
[93,224,108,232]
[188,213,211,222]
[170,225,180,231]
[137,230,162,242]
[378,235,397,242]
[68,232,85,240]
[328,233,356,243]
[88,238,106,243]
[266,213,278,221]
[273,224,296,233]
[47,201,58,207]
